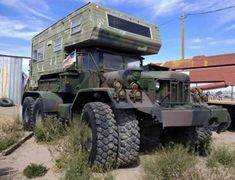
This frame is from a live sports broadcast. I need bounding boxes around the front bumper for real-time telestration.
[161,108,210,127]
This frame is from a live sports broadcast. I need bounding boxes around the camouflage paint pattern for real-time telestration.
[23,2,228,129]
[29,2,161,89]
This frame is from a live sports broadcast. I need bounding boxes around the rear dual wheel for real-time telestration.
[22,97,44,131]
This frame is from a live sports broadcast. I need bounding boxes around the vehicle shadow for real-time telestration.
[0,167,17,178]
[228,117,235,132]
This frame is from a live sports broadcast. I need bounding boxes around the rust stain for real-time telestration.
[204,60,208,67]
[0,65,9,98]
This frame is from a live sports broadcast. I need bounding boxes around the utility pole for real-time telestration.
[181,14,185,60]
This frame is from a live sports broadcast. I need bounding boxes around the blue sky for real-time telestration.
[0,0,235,64]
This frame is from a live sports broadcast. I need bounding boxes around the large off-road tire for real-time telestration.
[161,126,212,156]
[217,113,232,133]
[196,126,212,155]
[81,102,118,167]
[209,113,231,133]
[22,97,35,130]
[32,98,45,127]
[115,110,140,167]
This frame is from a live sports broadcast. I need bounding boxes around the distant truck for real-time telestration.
[22,2,229,167]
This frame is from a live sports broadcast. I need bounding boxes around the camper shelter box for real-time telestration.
[30,2,161,88]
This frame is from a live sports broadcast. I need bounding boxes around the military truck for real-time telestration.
[22,2,229,167]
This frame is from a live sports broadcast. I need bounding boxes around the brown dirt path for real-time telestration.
[0,137,61,180]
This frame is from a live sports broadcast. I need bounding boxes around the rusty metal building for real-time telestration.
[0,54,30,105]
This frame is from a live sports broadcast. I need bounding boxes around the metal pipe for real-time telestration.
[191,82,227,91]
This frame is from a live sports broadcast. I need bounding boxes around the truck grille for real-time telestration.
[169,81,190,105]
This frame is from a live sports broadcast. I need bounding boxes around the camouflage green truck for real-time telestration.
[22,2,229,167]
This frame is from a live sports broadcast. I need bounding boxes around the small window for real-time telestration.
[71,16,82,35]
[33,47,44,61]
[54,37,62,51]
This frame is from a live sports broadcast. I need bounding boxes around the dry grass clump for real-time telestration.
[207,145,235,168]
[142,144,235,180]
[142,145,196,180]
[34,116,65,143]
[0,119,23,152]
[54,117,114,180]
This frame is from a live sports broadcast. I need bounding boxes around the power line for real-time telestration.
[158,17,180,27]
[186,5,235,16]
[158,5,235,27]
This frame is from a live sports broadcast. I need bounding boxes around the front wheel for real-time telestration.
[196,126,212,155]
[81,102,118,167]
[161,126,212,156]
[217,113,231,133]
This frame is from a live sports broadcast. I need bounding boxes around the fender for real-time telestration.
[22,91,63,113]
[71,88,153,113]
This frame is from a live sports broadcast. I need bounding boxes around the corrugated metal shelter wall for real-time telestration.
[0,55,23,105]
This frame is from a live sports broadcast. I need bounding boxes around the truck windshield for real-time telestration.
[103,53,124,70]
[126,57,141,69]
[103,53,141,70]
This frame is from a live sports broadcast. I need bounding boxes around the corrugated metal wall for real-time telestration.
[0,55,28,105]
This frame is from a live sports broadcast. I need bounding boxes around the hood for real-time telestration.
[141,71,190,82]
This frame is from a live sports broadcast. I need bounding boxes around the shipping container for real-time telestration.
[0,54,30,105]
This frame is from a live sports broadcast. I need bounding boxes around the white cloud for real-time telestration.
[208,38,235,46]
[225,23,235,31]
[190,36,235,47]
[151,0,186,16]
[0,16,44,40]
[0,43,30,57]
[85,0,235,26]
[0,0,54,21]
[188,45,203,50]
[191,37,214,43]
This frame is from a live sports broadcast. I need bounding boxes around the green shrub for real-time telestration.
[23,163,48,178]
[142,145,196,180]
[34,116,65,143]
[58,118,92,180]
[0,119,23,152]
[207,146,235,168]
[64,149,91,180]
[39,115,114,179]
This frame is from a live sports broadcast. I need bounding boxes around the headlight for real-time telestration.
[134,90,142,98]
[155,81,160,90]
[118,89,126,97]
[130,82,139,90]
[113,80,122,89]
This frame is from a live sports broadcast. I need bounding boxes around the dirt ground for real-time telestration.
[0,138,60,180]
[0,106,235,180]
[0,106,20,123]
[0,130,234,180]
